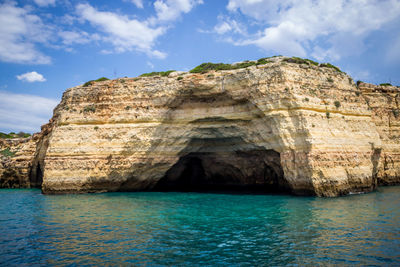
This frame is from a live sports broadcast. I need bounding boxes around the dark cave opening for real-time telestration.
[29,163,43,188]
[153,150,289,194]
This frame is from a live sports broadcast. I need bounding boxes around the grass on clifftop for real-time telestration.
[283,57,343,72]
[83,77,110,87]
[189,57,275,73]
[282,57,319,66]
[189,56,343,74]
[140,70,175,77]
[0,132,31,139]
[319,63,342,72]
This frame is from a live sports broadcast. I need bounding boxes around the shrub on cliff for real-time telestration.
[16,132,30,138]
[0,132,13,139]
[319,63,342,73]
[83,77,110,87]
[0,148,16,157]
[189,57,273,73]
[140,70,175,77]
[95,77,109,82]
[83,105,96,113]
[0,132,31,139]
[83,81,93,87]
[393,109,399,118]
[256,57,274,65]
[283,57,318,66]
[283,57,342,73]
[380,83,392,86]
[326,112,330,119]
[190,63,233,73]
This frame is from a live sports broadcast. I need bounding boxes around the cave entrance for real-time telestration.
[153,149,289,194]
[29,163,43,188]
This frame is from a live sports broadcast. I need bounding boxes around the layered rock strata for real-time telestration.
[0,137,36,188]
[1,57,399,196]
[358,82,400,185]
[0,121,54,188]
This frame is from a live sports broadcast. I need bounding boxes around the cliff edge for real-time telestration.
[1,56,399,196]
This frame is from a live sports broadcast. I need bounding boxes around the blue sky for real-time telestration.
[1,0,399,133]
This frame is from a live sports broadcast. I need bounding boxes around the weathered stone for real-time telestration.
[0,137,37,188]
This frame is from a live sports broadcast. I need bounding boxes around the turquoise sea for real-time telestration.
[0,187,399,266]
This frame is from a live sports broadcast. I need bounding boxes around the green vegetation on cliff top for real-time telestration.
[189,56,343,74]
[357,81,398,87]
[282,57,343,73]
[140,70,175,77]
[282,57,318,66]
[0,132,31,139]
[81,57,344,84]
[83,77,110,87]
[189,57,274,73]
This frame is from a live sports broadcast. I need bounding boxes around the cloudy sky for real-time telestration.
[1,0,400,133]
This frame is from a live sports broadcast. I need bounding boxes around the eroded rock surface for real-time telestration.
[358,82,400,185]
[2,57,399,196]
[0,121,55,188]
[0,136,38,188]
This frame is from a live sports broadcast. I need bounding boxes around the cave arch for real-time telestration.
[153,148,289,193]
[120,84,292,194]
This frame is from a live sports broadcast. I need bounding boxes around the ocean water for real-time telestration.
[0,187,399,266]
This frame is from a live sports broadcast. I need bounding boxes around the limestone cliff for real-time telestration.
[1,56,399,196]
[0,137,36,188]
[0,120,55,188]
[358,82,400,185]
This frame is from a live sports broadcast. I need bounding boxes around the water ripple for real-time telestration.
[0,187,399,265]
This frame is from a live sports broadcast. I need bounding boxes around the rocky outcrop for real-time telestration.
[0,119,56,188]
[0,136,38,188]
[1,56,399,196]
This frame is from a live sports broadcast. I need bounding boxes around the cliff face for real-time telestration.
[1,57,399,196]
[359,82,400,185]
[0,121,54,188]
[0,137,37,188]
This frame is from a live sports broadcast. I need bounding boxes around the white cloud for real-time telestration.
[76,3,167,58]
[33,0,55,7]
[131,0,144,8]
[214,22,232,35]
[0,2,52,64]
[0,1,202,63]
[243,22,308,57]
[152,0,203,23]
[214,16,247,35]
[16,71,46,82]
[221,0,400,61]
[74,1,203,58]
[0,91,58,133]
[58,30,91,45]
[60,14,79,25]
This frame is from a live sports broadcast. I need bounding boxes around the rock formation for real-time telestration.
[0,121,54,188]
[1,56,399,196]
[0,137,36,188]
